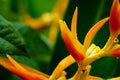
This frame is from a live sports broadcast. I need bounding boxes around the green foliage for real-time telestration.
[0,0,120,80]
[90,57,117,79]
[27,0,57,17]
[12,22,53,63]
[0,16,26,55]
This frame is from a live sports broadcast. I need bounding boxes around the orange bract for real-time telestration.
[59,8,85,62]
[0,55,49,80]
[109,0,120,36]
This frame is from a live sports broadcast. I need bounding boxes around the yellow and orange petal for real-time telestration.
[59,20,84,62]
[50,55,75,79]
[71,7,78,39]
[0,55,49,80]
[83,17,109,50]
[59,8,85,62]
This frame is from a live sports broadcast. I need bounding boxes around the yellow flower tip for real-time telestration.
[59,19,71,36]
[109,0,120,35]
[71,7,78,38]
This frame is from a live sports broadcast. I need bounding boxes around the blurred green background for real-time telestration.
[0,0,120,80]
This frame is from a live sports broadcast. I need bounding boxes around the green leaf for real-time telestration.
[0,16,26,55]
[0,38,25,55]
[12,22,53,73]
[113,58,120,77]
[90,57,117,79]
[0,0,12,20]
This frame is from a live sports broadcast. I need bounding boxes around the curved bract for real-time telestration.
[0,55,49,80]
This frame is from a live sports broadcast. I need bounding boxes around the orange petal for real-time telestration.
[50,55,75,79]
[59,20,84,62]
[0,55,49,80]
[84,17,109,50]
[109,0,120,35]
[6,54,26,72]
[111,49,120,57]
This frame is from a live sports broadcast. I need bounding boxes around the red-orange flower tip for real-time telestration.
[109,0,120,35]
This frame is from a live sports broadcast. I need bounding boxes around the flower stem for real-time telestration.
[49,55,75,80]
[103,35,117,51]
[69,65,91,80]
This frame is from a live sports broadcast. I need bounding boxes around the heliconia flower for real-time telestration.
[50,0,120,79]
[1,0,120,80]
[59,7,109,63]
[109,0,120,36]
[57,7,109,80]
[102,0,120,57]
[0,54,49,80]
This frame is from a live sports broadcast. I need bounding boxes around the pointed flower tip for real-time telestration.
[6,54,26,71]
[59,19,70,35]
[109,0,120,35]
[59,19,65,31]
[71,7,78,38]
[75,7,78,13]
